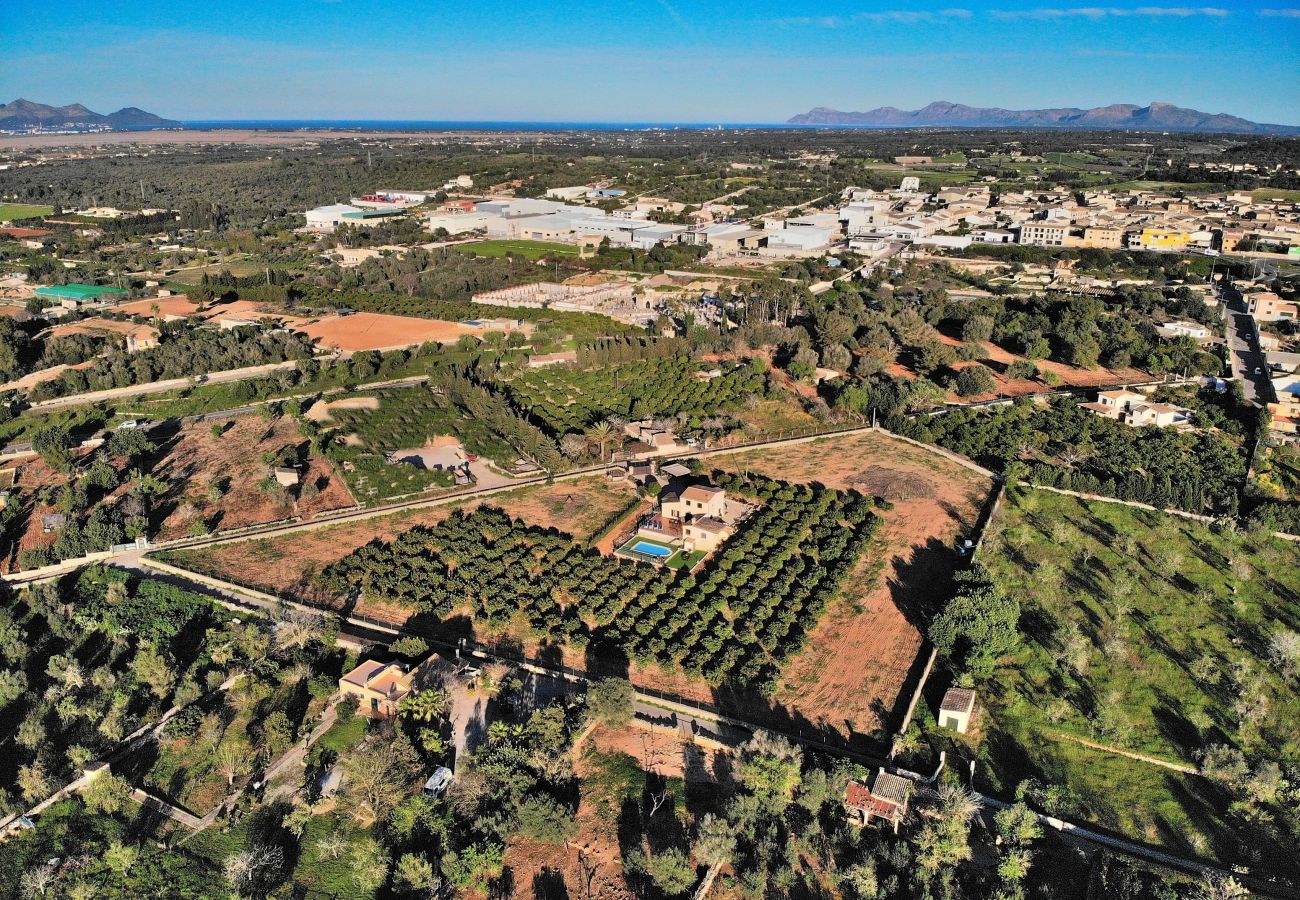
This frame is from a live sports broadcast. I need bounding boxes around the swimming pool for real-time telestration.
[630,541,674,558]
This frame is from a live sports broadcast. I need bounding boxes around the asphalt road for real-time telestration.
[1221,282,1273,404]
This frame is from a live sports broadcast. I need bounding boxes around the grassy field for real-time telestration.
[0,203,54,221]
[454,239,581,259]
[1100,180,1222,193]
[1251,187,1300,202]
[965,486,1300,871]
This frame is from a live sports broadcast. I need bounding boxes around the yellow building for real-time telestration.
[1131,227,1191,251]
[339,659,426,719]
[1268,395,1300,440]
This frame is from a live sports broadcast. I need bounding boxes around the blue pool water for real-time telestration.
[631,541,673,558]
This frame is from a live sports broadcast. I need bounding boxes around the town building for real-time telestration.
[661,484,728,522]
[1157,320,1213,341]
[1018,221,1072,247]
[1130,227,1191,251]
[625,482,754,562]
[1247,292,1299,322]
[1080,225,1126,249]
[621,419,682,458]
[1268,374,1300,442]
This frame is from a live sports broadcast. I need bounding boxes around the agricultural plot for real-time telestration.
[315,475,880,691]
[1252,442,1300,502]
[328,386,512,460]
[970,487,1300,874]
[158,476,640,607]
[502,356,767,436]
[902,398,1247,516]
[146,415,355,540]
[322,385,519,501]
[1246,442,1300,533]
[0,800,215,897]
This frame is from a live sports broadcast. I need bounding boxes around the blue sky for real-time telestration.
[3,1,1298,124]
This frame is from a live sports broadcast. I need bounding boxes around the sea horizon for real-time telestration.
[179,119,796,131]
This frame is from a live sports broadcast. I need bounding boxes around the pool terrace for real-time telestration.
[614,534,705,570]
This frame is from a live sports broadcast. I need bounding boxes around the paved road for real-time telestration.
[25,359,303,411]
[1221,281,1273,405]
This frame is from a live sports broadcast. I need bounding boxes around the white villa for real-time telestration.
[1082,389,1192,429]
[630,483,754,559]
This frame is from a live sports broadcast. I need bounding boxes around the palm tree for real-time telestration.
[588,421,616,461]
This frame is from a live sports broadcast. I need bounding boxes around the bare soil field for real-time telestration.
[169,475,638,606]
[42,318,159,344]
[0,361,92,393]
[936,334,1152,401]
[116,296,206,319]
[145,416,355,541]
[707,430,992,745]
[303,395,380,423]
[0,454,77,573]
[297,312,479,352]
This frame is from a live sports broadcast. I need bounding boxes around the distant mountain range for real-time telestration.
[787,101,1300,135]
[0,98,180,130]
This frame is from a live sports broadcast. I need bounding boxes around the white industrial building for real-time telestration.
[763,214,840,254]
[304,204,365,232]
[464,199,686,250]
[377,190,432,204]
[840,200,891,236]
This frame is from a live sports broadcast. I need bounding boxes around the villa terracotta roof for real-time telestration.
[845,780,874,809]
[341,659,386,688]
[681,485,724,502]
